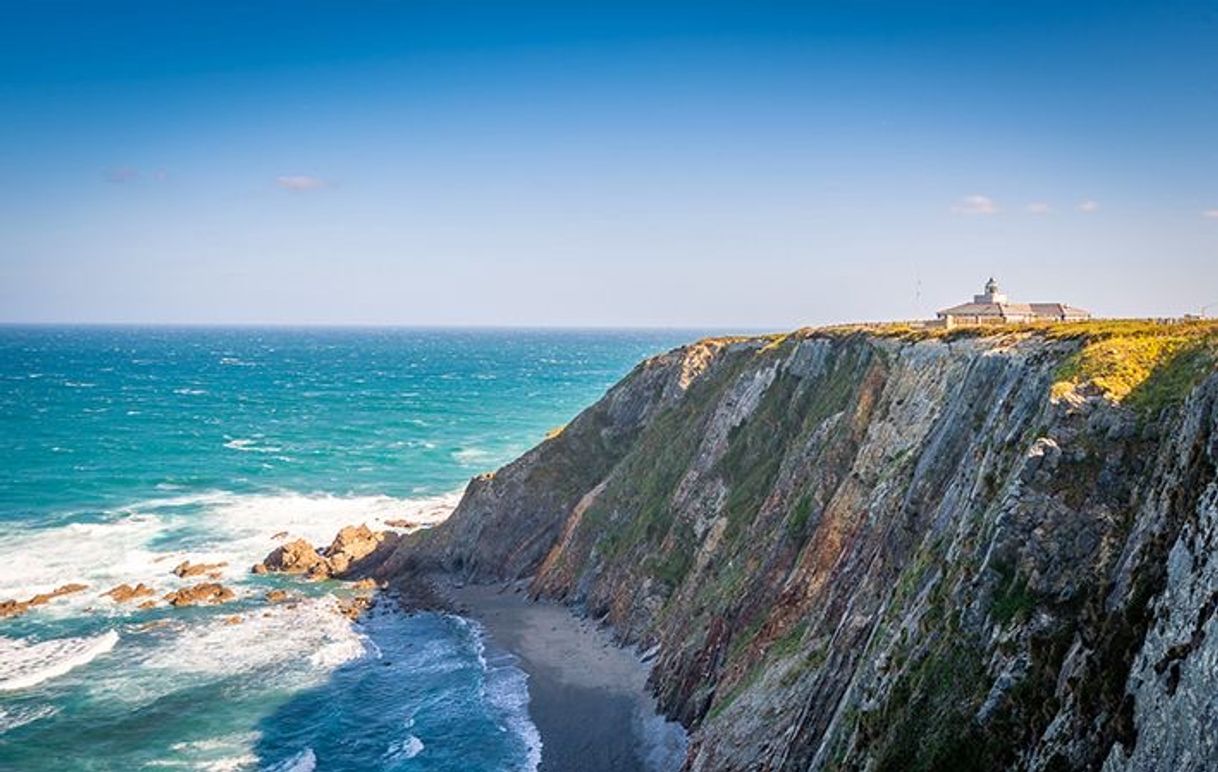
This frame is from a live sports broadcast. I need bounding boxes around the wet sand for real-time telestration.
[442,580,687,772]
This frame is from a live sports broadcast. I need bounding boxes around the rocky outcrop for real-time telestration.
[172,560,227,578]
[163,582,236,607]
[253,526,400,579]
[103,583,156,603]
[1,583,88,618]
[382,322,1218,770]
[254,539,329,577]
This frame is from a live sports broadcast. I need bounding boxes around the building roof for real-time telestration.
[937,301,1035,317]
[936,280,1091,319]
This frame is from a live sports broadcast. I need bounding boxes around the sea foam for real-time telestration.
[0,630,119,692]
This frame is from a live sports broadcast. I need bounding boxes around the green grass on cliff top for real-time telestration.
[698,319,1218,414]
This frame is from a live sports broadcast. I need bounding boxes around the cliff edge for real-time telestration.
[380,320,1218,771]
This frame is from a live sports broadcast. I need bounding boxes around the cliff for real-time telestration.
[380,320,1218,771]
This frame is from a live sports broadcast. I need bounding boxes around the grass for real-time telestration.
[1047,321,1218,409]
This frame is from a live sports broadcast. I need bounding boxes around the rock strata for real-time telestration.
[378,323,1218,771]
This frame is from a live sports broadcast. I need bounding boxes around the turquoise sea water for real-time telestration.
[0,326,704,771]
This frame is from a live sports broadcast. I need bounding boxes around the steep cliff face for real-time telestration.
[382,322,1218,771]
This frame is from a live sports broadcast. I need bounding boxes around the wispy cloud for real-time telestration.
[1203,209,1218,219]
[104,166,140,183]
[275,175,328,191]
[1026,202,1051,214]
[950,194,998,215]
[1078,199,1100,213]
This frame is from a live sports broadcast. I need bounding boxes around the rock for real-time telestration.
[104,583,157,603]
[163,582,236,607]
[351,578,377,590]
[336,595,373,620]
[224,615,242,625]
[256,539,329,577]
[265,589,289,603]
[172,560,228,578]
[1,583,89,618]
[271,531,289,540]
[384,519,417,529]
[323,524,385,575]
[138,600,157,610]
[251,563,269,574]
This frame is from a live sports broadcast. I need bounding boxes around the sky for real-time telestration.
[1,0,1216,328]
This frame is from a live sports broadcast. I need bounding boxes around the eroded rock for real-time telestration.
[1,583,89,618]
[163,582,236,607]
[104,583,157,603]
[172,560,228,578]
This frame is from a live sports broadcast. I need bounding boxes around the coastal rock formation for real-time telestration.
[323,524,388,574]
[163,582,236,607]
[381,322,1218,771]
[1,583,88,618]
[172,560,227,578]
[254,539,329,576]
[253,526,400,579]
[103,583,156,603]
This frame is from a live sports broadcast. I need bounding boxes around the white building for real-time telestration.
[936,278,1090,327]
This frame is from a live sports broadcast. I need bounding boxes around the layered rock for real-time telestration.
[381,322,1218,770]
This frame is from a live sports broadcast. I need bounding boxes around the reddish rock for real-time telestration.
[104,583,157,603]
[265,589,289,603]
[255,539,329,576]
[2,583,89,618]
[172,560,228,578]
[163,582,236,607]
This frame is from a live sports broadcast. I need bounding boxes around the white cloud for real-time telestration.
[1078,199,1100,213]
[950,194,998,215]
[275,175,328,191]
[1026,202,1051,214]
[1203,209,1218,219]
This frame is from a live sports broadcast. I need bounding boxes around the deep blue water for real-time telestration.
[0,326,705,771]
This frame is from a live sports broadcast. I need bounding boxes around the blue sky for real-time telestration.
[1,1,1215,326]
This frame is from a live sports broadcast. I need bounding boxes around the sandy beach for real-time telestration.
[442,580,687,772]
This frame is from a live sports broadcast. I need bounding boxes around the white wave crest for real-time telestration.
[384,734,424,761]
[266,748,316,772]
[0,704,59,733]
[0,489,460,606]
[0,630,119,691]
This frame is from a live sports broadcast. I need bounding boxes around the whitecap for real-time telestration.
[383,734,424,761]
[223,438,282,454]
[0,630,119,691]
[266,747,316,772]
[0,704,59,733]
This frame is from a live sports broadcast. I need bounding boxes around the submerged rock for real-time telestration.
[163,582,236,607]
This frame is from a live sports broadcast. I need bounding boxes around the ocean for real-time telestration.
[0,326,705,771]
